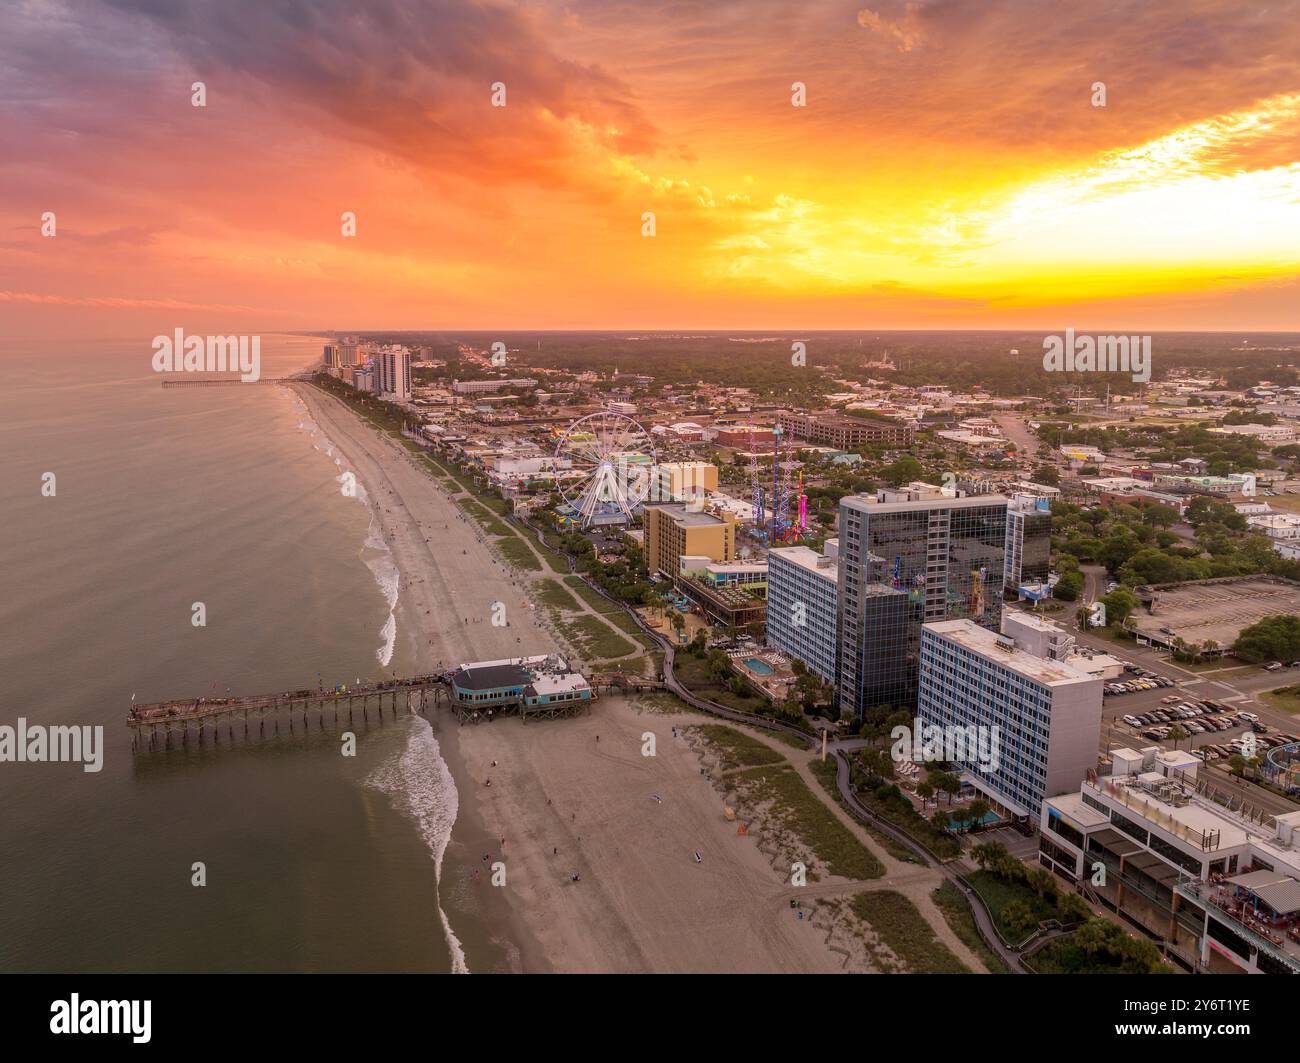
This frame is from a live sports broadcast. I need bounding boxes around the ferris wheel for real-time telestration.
[552,412,657,526]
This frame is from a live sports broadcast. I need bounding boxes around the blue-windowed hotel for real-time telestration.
[766,540,839,685]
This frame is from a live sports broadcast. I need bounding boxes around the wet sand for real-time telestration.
[293,383,846,973]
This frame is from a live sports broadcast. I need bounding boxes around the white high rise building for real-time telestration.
[377,345,411,400]
[916,617,1102,822]
[766,540,839,685]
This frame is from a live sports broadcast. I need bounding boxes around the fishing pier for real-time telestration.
[129,662,662,752]
[127,674,448,753]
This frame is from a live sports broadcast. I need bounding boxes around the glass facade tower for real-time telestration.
[837,489,1008,717]
[1004,494,1052,592]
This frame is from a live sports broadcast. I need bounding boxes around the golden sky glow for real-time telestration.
[2,0,1299,336]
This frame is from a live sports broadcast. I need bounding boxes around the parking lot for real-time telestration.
[1101,660,1300,774]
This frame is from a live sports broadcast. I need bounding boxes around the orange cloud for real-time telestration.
[1,0,1298,334]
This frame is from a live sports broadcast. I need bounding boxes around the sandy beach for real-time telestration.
[291,382,971,974]
[291,384,558,673]
[456,697,846,973]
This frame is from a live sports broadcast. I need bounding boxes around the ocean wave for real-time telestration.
[359,510,399,667]
[365,717,468,974]
[283,386,405,673]
[290,383,400,672]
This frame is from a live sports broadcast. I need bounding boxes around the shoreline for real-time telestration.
[286,380,900,973]
[290,382,554,973]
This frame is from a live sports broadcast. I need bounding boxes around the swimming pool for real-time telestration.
[741,658,774,676]
[951,811,1000,830]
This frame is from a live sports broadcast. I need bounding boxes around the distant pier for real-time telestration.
[160,377,292,387]
[128,674,448,753]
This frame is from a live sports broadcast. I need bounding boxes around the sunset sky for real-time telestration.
[2,0,1299,336]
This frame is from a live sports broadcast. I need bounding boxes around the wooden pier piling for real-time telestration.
[127,674,449,754]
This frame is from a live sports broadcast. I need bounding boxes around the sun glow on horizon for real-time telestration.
[3,2,1300,334]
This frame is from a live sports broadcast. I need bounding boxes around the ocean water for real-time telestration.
[0,336,475,972]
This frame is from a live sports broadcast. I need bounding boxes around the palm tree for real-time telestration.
[1167,724,1188,750]
[1026,867,1057,901]
[971,841,1009,871]
[1074,917,1112,958]
[1057,893,1091,925]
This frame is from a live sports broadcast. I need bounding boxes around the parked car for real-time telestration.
[1122,715,1141,727]
[1265,662,1284,671]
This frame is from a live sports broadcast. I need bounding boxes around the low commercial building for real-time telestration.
[714,424,775,448]
[452,378,538,394]
[1040,750,1300,974]
[1248,513,1300,540]
[698,559,768,589]
[676,573,767,632]
[1210,423,1297,443]
[1060,444,1107,465]
[1152,472,1257,496]
[447,655,591,720]
[936,429,1007,449]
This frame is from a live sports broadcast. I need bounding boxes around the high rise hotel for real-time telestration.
[766,540,840,686]
[836,485,1007,717]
